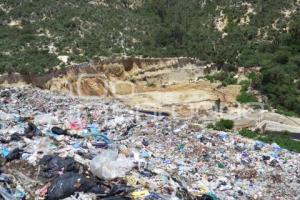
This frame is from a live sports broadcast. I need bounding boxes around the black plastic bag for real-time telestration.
[102,197,132,200]
[24,122,41,139]
[6,148,23,162]
[10,133,22,141]
[109,185,134,196]
[39,155,79,179]
[47,172,105,200]
[51,127,68,135]
[0,91,11,98]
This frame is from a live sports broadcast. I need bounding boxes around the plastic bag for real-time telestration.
[0,111,16,121]
[90,149,134,180]
[51,127,68,135]
[0,187,15,200]
[218,132,228,141]
[6,148,23,162]
[23,137,55,165]
[0,186,26,200]
[24,122,41,139]
[47,172,105,200]
[39,155,79,179]
[34,114,59,126]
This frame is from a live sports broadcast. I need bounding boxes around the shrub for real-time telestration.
[205,71,237,86]
[237,79,258,103]
[239,80,250,91]
[213,119,234,131]
[237,91,258,103]
[239,128,257,139]
[206,123,214,129]
[275,108,298,117]
[273,51,290,64]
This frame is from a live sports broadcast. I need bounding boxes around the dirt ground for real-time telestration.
[116,81,240,117]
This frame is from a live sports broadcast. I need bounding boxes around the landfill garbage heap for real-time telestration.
[0,86,299,200]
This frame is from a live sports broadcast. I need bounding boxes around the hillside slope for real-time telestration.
[0,0,300,114]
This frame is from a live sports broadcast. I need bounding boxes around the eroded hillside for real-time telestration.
[1,0,300,115]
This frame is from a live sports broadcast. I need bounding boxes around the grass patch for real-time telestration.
[237,80,258,103]
[237,91,258,103]
[275,108,299,117]
[205,71,237,87]
[239,128,258,139]
[239,129,300,153]
[208,119,234,131]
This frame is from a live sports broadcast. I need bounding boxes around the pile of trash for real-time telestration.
[0,86,299,199]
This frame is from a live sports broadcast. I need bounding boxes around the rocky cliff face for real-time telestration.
[46,57,214,96]
[0,57,213,96]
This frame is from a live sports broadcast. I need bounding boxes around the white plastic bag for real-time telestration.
[34,114,59,126]
[90,149,134,180]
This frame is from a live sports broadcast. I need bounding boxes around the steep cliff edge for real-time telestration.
[0,57,213,95]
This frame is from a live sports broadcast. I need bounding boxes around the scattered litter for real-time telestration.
[0,87,299,199]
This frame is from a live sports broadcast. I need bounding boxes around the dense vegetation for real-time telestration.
[239,128,300,153]
[208,119,234,131]
[0,0,300,114]
[205,71,237,86]
[237,80,258,103]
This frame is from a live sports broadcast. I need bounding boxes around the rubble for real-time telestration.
[0,86,300,199]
